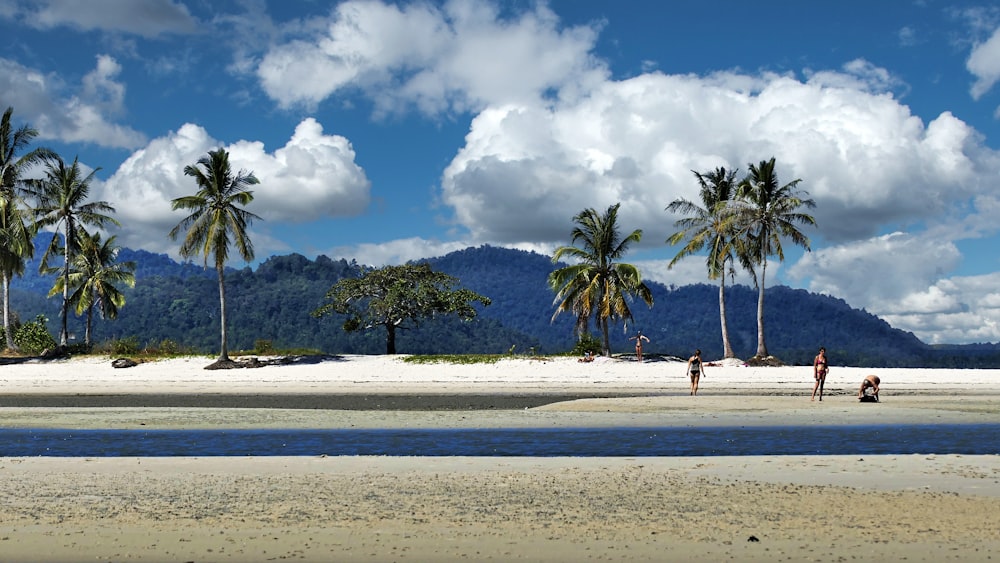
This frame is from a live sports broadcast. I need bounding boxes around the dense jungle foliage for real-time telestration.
[8,241,1000,367]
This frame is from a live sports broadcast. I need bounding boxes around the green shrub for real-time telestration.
[109,336,140,356]
[571,333,603,356]
[156,339,182,355]
[13,315,57,355]
[254,339,274,354]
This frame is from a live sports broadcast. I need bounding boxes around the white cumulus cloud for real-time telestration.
[100,119,370,257]
[256,0,607,114]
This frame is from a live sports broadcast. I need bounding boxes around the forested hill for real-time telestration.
[8,243,1000,367]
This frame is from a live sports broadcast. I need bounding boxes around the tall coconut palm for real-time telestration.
[48,230,135,347]
[26,156,118,346]
[169,148,260,366]
[732,157,816,360]
[549,203,653,356]
[666,167,740,359]
[0,107,54,351]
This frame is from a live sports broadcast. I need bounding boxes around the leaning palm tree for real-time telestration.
[49,230,135,347]
[26,156,118,346]
[0,107,55,351]
[666,167,740,359]
[731,157,816,360]
[549,203,653,356]
[169,148,260,367]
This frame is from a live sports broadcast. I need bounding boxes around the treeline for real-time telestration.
[10,242,1000,367]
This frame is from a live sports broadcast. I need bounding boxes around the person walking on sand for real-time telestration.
[687,349,704,395]
[859,374,880,401]
[812,346,829,402]
[629,330,650,362]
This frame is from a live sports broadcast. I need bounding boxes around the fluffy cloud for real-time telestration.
[0,56,145,149]
[256,0,607,114]
[13,0,198,37]
[968,25,1000,99]
[442,66,996,248]
[100,118,370,256]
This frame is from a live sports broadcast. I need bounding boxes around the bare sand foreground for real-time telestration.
[0,355,998,562]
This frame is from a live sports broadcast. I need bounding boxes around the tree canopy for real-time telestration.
[549,203,653,356]
[312,263,491,354]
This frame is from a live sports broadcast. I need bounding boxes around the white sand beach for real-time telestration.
[0,354,998,562]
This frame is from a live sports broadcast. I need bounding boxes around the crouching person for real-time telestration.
[859,375,880,402]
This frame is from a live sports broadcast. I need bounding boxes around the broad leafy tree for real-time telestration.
[26,156,118,346]
[169,148,260,366]
[667,167,740,359]
[312,263,491,355]
[549,203,653,356]
[48,230,135,347]
[732,157,816,359]
[0,107,54,351]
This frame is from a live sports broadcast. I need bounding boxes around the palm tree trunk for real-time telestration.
[600,316,610,357]
[719,275,734,359]
[60,224,70,346]
[756,262,768,358]
[85,303,93,347]
[3,273,16,351]
[216,262,229,361]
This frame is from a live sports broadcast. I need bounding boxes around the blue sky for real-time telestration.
[3,0,1000,345]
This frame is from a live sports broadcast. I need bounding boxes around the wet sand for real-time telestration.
[0,354,998,562]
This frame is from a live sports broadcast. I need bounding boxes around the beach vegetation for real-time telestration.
[730,158,817,360]
[0,107,55,353]
[25,156,119,347]
[47,230,135,348]
[3,314,57,355]
[549,203,653,356]
[666,167,741,359]
[168,148,261,368]
[401,353,508,364]
[571,332,603,356]
[313,263,491,355]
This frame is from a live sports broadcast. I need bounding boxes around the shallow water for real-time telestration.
[2,424,999,457]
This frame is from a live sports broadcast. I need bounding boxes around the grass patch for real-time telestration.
[401,354,553,365]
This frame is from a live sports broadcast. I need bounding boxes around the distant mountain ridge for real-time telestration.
[8,240,1000,367]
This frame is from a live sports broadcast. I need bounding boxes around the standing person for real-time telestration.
[812,346,829,402]
[687,349,704,395]
[629,330,650,362]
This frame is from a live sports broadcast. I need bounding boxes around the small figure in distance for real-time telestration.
[578,350,595,363]
[859,375,880,402]
[629,330,650,362]
[687,349,704,395]
[811,346,829,402]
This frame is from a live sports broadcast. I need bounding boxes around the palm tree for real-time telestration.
[666,167,739,359]
[549,203,653,356]
[731,157,816,360]
[169,148,260,366]
[26,156,118,346]
[0,107,54,351]
[48,230,135,347]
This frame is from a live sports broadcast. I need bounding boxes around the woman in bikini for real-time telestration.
[630,330,650,362]
[687,349,704,395]
[812,346,828,401]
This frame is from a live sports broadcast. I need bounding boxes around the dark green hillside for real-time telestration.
[8,241,1000,366]
[426,246,577,353]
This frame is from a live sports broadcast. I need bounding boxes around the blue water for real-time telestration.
[2,424,999,457]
